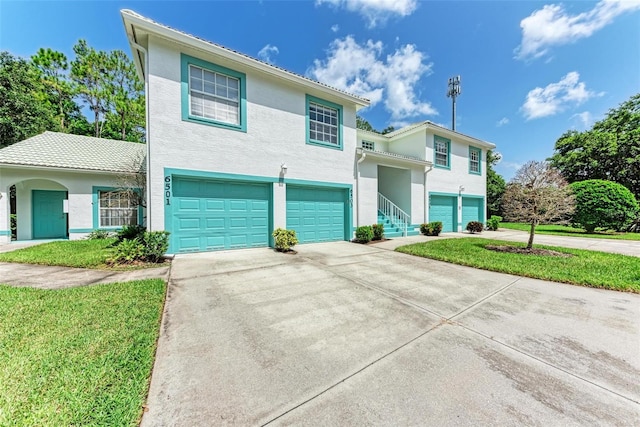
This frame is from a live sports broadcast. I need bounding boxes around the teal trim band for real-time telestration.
[165,168,279,183]
[469,146,481,175]
[433,135,451,170]
[306,94,343,151]
[428,191,459,197]
[0,230,10,236]
[284,178,352,189]
[92,186,143,230]
[180,53,247,132]
[69,228,95,233]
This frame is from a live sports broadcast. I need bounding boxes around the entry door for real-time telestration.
[32,190,67,239]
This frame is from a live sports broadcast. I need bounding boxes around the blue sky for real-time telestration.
[1,0,639,179]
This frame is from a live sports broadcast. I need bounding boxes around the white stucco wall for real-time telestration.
[146,37,359,233]
[0,167,132,242]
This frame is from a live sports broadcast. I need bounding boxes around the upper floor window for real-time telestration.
[362,140,375,150]
[469,146,481,175]
[181,54,246,132]
[434,135,450,169]
[306,95,343,150]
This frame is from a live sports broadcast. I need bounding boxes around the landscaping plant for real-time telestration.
[86,229,113,240]
[272,228,298,252]
[466,221,484,233]
[570,180,639,232]
[355,225,374,243]
[116,224,145,243]
[372,223,385,241]
[486,215,502,231]
[420,221,443,236]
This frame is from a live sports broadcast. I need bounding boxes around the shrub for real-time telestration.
[420,221,443,236]
[111,238,145,264]
[116,224,146,243]
[140,231,170,262]
[355,225,373,243]
[570,180,639,232]
[372,223,384,241]
[272,228,298,251]
[466,221,484,233]
[86,229,113,240]
[486,215,502,231]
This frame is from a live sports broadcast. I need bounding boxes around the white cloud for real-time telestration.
[308,36,437,121]
[515,0,640,61]
[571,111,594,128]
[316,0,418,27]
[257,44,279,64]
[496,117,509,127]
[521,72,599,120]
[331,24,340,32]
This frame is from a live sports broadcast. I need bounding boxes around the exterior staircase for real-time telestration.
[377,192,419,238]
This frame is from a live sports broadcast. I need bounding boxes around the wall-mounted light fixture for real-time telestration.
[459,185,465,193]
[281,162,288,174]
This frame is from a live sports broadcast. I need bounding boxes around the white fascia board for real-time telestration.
[120,10,369,109]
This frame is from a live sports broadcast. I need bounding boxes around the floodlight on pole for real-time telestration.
[447,75,461,131]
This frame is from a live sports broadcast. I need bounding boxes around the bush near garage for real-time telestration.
[272,228,299,252]
[110,230,170,265]
[570,180,639,232]
[372,223,385,241]
[355,225,374,243]
[466,221,484,234]
[420,221,443,236]
[486,215,502,231]
[116,224,146,243]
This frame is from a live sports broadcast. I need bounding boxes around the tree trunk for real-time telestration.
[527,220,536,249]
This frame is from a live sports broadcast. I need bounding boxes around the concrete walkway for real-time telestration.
[0,262,170,289]
[142,242,640,425]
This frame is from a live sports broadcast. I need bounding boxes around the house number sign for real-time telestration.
[164,176,171,205]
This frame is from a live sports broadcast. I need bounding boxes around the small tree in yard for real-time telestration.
[502,161,575,249]
[571,180,639,232]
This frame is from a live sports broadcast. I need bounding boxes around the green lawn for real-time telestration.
[500,222,640,241]
[396,238,640,292]
[0,239,164,269]
[0,279,166,426]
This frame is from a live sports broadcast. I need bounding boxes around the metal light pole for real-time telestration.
[447,75,461,131]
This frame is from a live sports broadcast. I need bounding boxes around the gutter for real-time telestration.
[355,148,367,228]
[424,164,433,223]
[129,37,152,230]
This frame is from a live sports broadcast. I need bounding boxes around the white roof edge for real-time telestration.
[386,121,496,149]
[120,9,370,108]
[0,163,136,175]
[356,147,432,166]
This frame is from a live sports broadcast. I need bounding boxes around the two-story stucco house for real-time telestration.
[120,10,495,254]
[0,10,495,252]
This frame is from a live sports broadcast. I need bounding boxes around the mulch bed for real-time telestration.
[485,245,573,258]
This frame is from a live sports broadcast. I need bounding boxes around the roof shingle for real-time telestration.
[0,132,146,173]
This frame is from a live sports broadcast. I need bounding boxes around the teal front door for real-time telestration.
[286,185,347,243]
[32,190,67,239]
[171,177,270,253]
[429,195,457,232]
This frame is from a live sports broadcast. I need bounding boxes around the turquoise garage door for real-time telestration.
[171,177,270,253]
[462,197,484,228]
[429,195,457,232]
[286,185,347,244]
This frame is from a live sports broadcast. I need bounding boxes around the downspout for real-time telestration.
[356,148,367,229]
[424,164,433,223]
[129,39,151,230]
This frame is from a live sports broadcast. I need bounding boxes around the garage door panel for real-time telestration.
[462,197,483,227]
[286,186,347,244]
[430,195,457,233]
[172,177,270,253]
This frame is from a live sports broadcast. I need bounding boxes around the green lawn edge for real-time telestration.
[500,222,640,241]
[0,279,167,426]
[396,238,640,293]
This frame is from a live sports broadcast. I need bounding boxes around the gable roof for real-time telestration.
[0,131,146,173]
[120,9,370,109]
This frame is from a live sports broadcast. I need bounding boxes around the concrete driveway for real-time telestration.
[142,242,640,426]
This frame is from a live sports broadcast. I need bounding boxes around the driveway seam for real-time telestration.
[261,320,448,426]
[454,323,640,405]
[447,276,523,320]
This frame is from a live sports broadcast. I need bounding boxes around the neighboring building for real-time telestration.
[0,11,495,252]
[0,132,145,244]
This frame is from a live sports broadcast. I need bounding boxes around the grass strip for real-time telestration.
[500,222,640,241]
[396,238,640,292]
[0,279,166,426]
